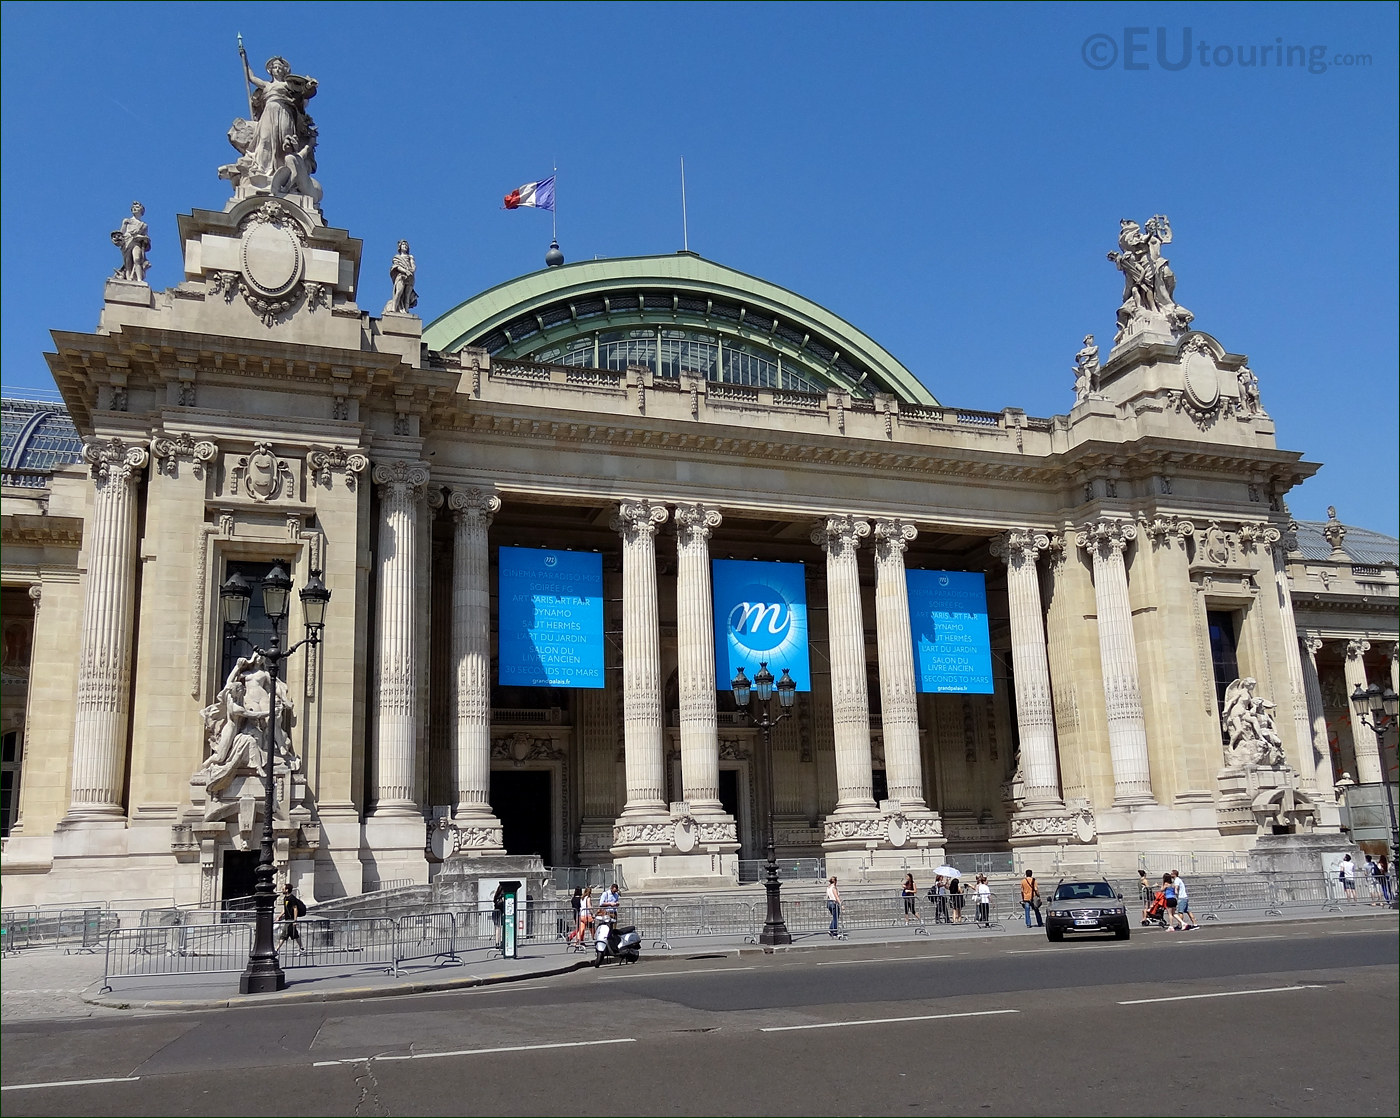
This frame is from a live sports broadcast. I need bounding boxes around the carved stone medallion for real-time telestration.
[1181,345,1220,411]
[241,209,305,298]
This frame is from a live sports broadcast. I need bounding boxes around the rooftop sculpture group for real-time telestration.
[219,38,322,208]
[1107,215,1193,345]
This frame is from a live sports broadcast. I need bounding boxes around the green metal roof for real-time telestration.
[423,252,937,405]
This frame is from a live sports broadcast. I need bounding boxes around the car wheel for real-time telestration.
[1046,929,1063,942]
[1114,926,1130,940]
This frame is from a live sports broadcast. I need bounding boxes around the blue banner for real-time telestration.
[711,559,811,691]
[907,569,993,693]
[498,547,604,688]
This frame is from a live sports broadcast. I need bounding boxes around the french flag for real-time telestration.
[503,176,555,212]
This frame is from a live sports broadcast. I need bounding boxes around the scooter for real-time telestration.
[593,912,641,966]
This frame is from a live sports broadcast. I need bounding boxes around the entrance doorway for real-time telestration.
[221,849,259,907]
[490,770,552,860]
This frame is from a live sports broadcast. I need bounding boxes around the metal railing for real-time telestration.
[738,858,827,884]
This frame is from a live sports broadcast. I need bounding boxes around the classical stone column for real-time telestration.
[1270,538,1318,790]
[1344,639,1380,783]
[990,528,1064,809]
[872,518,930,810]
[813,515,876,813]
[1076,519,1155,805]
[1300,637,1335,792]
[65,438,148,821]
[370,460,429,814]
[612,499,669,820]
[449,487,504,847]
[673,503,724,814]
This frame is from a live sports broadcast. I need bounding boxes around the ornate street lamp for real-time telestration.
[219,562,330,993]
[732,662,797,945]
[1348,682,1399,910]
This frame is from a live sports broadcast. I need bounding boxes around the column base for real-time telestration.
[361,812,429,889]
[822,801,945,882]
[609,803,741,887]
[430,814,505,859]
[1009,803,1097,847]
[52,816,128,859]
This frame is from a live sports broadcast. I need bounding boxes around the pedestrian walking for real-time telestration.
[570,886,594,945]
[1338,854,1357,902]
[1137,869,1154,922]
[826,876,843,936]
[901,874,918,924]
[1171,870,1198,928]
[975,874,992,926]
[277,883,306,953]
[1021,870,1043,928]
[949,875,965,923]
[1379,856,1394,905]
[1162,873,1189,930]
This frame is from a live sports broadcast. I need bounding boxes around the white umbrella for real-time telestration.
[933,865,961,879]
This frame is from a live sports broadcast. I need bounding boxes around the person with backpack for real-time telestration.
[278,884,306,952]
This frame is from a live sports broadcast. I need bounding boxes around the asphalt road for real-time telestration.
[3,918,1395,1116]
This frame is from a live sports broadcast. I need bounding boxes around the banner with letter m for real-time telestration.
[711,559,812,691]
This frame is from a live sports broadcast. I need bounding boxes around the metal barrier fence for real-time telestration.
[2,906,118,954]
[101,923,254,989]
[738,858,827,885]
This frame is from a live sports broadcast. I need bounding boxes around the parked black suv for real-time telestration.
[1045,878,1130,941]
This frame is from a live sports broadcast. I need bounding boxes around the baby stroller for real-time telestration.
[1141,889,1169,928]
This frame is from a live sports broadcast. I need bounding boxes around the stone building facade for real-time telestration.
[2,76,1396,905]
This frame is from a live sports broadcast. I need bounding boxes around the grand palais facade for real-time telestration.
[2,71,1396,907]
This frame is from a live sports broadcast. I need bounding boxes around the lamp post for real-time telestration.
[732,662,796,946]
[1348,682,1399,910]
[220,562,331,994]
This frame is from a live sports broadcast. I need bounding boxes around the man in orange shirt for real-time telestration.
[1020,870,1043,928]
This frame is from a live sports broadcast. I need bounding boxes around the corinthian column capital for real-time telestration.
[872,517,918,559]
[673,502,722,547]
[811,514,871,554]
[990,528,1050,569]
[611,498,669,540]
[448,486,501,525]
[1075,517,1136,558]
[372,459,430,498]
[83,437,148,485]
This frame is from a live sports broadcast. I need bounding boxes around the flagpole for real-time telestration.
[552,160,558,243]
[680,156,689,252]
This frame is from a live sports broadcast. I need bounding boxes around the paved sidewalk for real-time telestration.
[3,901,1392,1021]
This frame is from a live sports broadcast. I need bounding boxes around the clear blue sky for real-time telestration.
[3,2,1395,535]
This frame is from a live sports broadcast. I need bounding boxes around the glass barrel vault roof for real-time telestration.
[423,252,938,405]
[1,398,82,488]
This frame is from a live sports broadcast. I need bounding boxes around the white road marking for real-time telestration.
[816,954,953,966]
[1118,984,1325,1005]
[761,1009,1018,1033]
[1170,934,1286,943]
[3,1076,141,1092]
[615,966,757,978]
[313,1038,636,1066]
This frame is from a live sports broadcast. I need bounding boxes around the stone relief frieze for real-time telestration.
[491,732,565,766]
